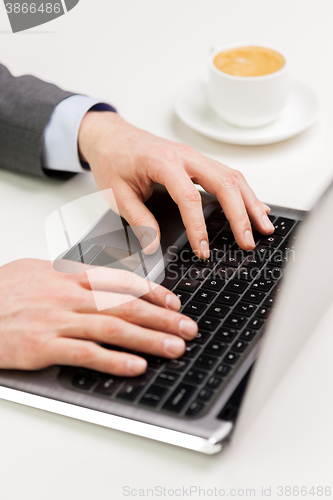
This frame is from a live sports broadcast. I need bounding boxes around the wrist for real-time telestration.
[78,111,123,165]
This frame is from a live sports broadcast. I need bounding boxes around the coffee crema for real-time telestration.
[213,46,285,77]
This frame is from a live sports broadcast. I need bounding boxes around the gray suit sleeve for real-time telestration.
[0,64,75,178]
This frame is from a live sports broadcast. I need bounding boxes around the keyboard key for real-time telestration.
[183,343,201,358]
[214,328,237,343]
[257,306,271,318]
[206,217,226,231]
[183,301,207,316]
[215,233,235,246]
[236,267,258,282]
[215,364,231,377]
[233,301,257,317]
[215,291,239,306]
[193,331,210,344]
[178,278,200,293]
[273,217,295,236]
[198,316,220,331]
[93,376,120,396]
[251,278,274,292]
[166,359,190,372]
[259,234,283,247]
[231,340,248,353]
[197,388,214,402]
[116,370,154,401]
[240,329,257,341]
[193,289,216,303]
[224,314,246,330]
[263,294,275,307]
[213,265,235,280]
[186,266,211,281]
[248,317,265,330]
[206,304,230,319]
[194,354,218,371]
[140,385,168,407]
[224,279,248,294]
[163,383,195,413]
[184,368,208,384]
[156,370,180,387]
[255,245,275,260]
[205,341,227,356]
[206,376,223,390]
[72,373,98,391]
[243,289,265,304]
[210,208,227,220]
[221,251,244,267]
[201,278,224,292]
[222,352,240,365]
[185,401,205,416]
[144,355,166,369]
[173,289,191,305]
[243,254,266,269]
[209,243,227,261]
[193,257,216,269]
[260,266,283,280]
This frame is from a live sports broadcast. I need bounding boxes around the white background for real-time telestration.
[1,1,333,499]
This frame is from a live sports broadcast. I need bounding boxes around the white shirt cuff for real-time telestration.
[42,95,116,173]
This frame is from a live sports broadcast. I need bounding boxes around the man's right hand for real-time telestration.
[0,259,198,376]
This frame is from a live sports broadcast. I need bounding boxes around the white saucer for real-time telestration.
[175,78,320,145]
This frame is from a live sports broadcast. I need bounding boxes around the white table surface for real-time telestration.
[1,1,333,498]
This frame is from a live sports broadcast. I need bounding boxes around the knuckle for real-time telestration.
[251,198,264,211]
[223,174,238,190]
[237,212,251,227]
[233,169,245,182]
[183,186,202,203]
[72,343,95,365]
[156,146,179,164]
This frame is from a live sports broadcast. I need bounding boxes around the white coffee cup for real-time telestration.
[207,44,290,128]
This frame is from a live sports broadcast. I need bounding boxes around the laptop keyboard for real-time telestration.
[60,208,300,419]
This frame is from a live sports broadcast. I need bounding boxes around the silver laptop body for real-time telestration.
[1,181,330,455]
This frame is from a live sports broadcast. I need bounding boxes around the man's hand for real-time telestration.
[78,112,274,259]
[0,259,198,376]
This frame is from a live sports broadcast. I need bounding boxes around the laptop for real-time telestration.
[1,181,332,454]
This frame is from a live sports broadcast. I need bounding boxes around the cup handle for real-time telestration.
[208,45,219,55]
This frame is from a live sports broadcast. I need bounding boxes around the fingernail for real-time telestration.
[179,318,198,339]
[141,234,152,250]
[245,229,255,248]
[163,336,185,356]
[200,239,210,259]
[262,213,275,231]
[127,357,147,375]
[165,293,181,311]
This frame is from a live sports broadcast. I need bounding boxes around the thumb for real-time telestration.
[114,184,161,255]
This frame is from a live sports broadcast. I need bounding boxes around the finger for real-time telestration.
[197,166,256,251]
[162,170,209,259]
[77,266,181,311]
[77,292,196,340]
[56,313,188,357]
[237,178,275,234]
[113,182,161,255]
[46,337,148,376]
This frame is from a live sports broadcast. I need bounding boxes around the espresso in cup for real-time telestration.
[214,46,285,77]
[208,45,289,127]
